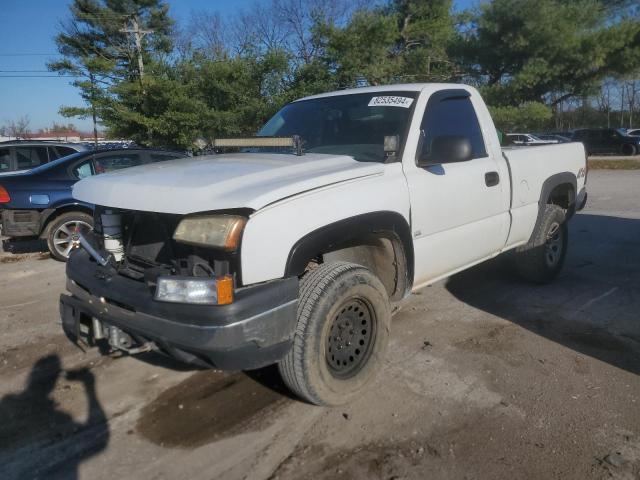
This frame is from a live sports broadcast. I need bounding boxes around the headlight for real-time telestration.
[155,275,234,305]
[173,215,246,250]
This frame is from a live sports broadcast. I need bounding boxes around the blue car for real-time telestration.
[0,148,186,260]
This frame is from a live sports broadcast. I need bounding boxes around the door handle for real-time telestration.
[485,171,500,187]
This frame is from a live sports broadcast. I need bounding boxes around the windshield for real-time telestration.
[258,92,417,162]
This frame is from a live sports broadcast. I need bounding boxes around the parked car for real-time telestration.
[627,129,640,137]
[506,133,558,145]
[535,133,572,143]
[571,128,640,156]
[0,140,88,174]
[0,148,187,260]
[60,83,587,406]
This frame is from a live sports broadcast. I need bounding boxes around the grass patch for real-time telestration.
[588,159,640,170]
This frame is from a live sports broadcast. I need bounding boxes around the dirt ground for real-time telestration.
[1,170,639,480]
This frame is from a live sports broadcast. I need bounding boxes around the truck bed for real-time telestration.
[502,142,587,248]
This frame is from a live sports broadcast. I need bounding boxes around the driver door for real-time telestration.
[403,89,511,287]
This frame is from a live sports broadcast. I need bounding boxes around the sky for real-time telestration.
[0,0,476,132]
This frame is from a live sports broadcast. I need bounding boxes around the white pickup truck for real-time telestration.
[60,84,587,405]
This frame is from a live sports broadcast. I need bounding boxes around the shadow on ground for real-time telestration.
[0,355,109,479]
[446,213,640,375]
[2,237,48,255]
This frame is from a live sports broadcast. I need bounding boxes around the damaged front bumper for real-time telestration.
[60,249,299,370]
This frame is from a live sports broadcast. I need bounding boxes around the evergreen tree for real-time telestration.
[49,0,173,144]
[455,0,640,106]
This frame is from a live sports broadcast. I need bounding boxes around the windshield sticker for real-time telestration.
[368,96,414,108]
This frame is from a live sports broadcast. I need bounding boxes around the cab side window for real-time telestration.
[49,146,76,160]
[0,148,11,172]
[56,146,77,157]
[94,153,142,174]
[419,94,487,160]
[16,147,49,169]
[73,160,94,179]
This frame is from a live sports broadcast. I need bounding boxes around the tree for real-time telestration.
[48,4,117,145]
[392,0,457,81]
[53,0,638,145]
[489,102,552,132]
[177,10,229,59]
[455,0,640,107]
[624,78,639,128]
[4,116,31,138]
[595,79,616,128]
[314,0,457,87]
[50,0,174,144]
[272,0,366,64]
[318,9,400,87]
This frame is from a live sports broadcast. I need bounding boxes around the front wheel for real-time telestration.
[621,144,636,156]
[514,204,567,283]
[278,262,391,406]
[45,212,93,261]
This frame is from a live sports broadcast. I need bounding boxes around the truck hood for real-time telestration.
[72,153,383,214]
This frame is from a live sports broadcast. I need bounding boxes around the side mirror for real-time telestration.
[418,135,473,167]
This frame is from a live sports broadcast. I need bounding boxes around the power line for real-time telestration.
[0,75,79,78]
[0,53,60,56]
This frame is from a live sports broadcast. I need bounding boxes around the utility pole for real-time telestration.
[121,15,152,90]
[89,72,98,147]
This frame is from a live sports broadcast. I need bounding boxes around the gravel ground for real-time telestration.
[0,170,639,480]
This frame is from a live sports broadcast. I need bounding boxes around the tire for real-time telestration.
[278,262,391,406]
[45,211,93,261]
[514,204,567,284]
[621,144,636,156]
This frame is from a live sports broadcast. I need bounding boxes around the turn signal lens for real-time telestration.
[216,275,234,305]
[0,186,10,203]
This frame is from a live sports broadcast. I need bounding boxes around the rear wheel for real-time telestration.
[45,212,93,261]
[278,262,391,406]
[514,204,567,284]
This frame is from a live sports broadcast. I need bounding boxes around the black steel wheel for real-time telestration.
[325,298,376,379]
[278,262,391,406]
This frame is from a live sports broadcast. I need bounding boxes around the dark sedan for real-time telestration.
[0,148,186,260]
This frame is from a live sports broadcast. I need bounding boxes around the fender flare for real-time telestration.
[39,202,94,234]
[284,211,414,290]
[530,172,577,240]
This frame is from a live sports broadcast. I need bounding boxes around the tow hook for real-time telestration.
[78,233,111,267]
[103,323,153,355]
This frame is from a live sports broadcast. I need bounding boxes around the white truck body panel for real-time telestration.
[72,83,587,291]
[241,163,410,285]
[402,85,512,286]
[503,142,586,246]
[73,153,383,214]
